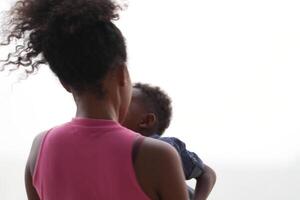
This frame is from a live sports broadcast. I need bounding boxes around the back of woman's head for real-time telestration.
[1,0,127,95]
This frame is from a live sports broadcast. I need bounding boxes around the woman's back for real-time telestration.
[33,118,150,200]
[1,0,188,199]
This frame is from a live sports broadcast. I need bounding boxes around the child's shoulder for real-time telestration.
[157,136,187,150]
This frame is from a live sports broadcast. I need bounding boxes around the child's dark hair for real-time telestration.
[1,0,126,96]
[134,83,172,135]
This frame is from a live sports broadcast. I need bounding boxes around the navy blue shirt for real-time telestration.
[150,134,204,180]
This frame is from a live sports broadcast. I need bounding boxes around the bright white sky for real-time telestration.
[0,0,300,200]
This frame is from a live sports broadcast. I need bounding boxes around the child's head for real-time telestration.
[123,83,172,137]
[2,0,131,121]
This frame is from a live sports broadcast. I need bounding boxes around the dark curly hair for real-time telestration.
[0,0,127,96]
[134,83,172,135]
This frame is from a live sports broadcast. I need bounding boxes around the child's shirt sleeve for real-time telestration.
[158,136,205,180]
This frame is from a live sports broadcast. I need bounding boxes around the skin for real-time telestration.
[123,88,156,136]
[25,65,188,200]
[123,87,217,200]
[194,165,216,200]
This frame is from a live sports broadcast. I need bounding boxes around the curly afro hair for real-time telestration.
[1,0,127,96]
[134,83,172,135]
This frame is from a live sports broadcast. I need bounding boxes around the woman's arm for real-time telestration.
[25,162,40,200]
[155,142,189,199]
[25,132,47,200]
[134,137,188,200]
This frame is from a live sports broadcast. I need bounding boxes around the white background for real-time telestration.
[1,0,300,199]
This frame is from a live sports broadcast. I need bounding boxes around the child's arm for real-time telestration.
[193,164,216,200]
[158,137,204,179]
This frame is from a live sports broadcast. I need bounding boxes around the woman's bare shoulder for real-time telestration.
[27,131,48,175]
[134,137,188,200]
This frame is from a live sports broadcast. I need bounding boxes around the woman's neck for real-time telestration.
[74,93,119,122]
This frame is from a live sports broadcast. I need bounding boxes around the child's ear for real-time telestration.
[139,113,157,129]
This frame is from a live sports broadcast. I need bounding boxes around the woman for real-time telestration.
[1,0,188,199]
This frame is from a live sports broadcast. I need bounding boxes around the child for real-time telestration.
[123,83,216,200]
[1,0,188,199]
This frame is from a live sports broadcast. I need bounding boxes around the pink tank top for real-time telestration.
[33,117,150,200]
